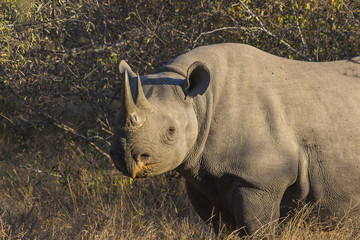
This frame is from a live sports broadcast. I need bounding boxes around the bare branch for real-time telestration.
[7,98,111,160]
[290,0,308,54]
[47,41,130,58]
[238,0,313,61]
[191,26,263,48]
[0,112,14,124]
[131,6,166,45]
[340,0,360,24]
[49,119,111,160]
[2,157,61,178]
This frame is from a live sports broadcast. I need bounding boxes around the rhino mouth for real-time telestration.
[110,149,157,178]
[132,165,154,178]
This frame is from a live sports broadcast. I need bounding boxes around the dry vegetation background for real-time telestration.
[0,0,359,239]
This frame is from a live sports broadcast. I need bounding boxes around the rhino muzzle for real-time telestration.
[128,148,153,178]
[110,145,153,178]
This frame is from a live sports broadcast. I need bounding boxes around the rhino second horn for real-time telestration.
[124,70,143,127]
[136,74,153,110]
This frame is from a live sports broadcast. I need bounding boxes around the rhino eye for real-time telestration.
[168,126,176,136]
[164,126,177,143]
[163,126,177,144]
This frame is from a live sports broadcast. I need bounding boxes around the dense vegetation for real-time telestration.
[1,0,359,239]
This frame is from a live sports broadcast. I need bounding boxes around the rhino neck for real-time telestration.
[176,84,214,184]
[155,65,187,78]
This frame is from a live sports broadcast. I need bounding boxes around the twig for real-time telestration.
[50,119,111,160]
[4,92,112,160]
[238,1,275,37]
[290,0,307,55]
[238,0,313,61]
[4,18,82,28]
[130,6,166,45]
[340,0,360,24]
[47,41,130,57]
[191,26,263,48]
[2,158,61,178]
[0,113,14,124]
[97,117,113,136]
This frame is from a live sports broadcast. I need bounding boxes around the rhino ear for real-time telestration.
[119,60,136,78]
[184,61,210,98]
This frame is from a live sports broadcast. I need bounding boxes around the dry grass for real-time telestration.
[0,130,212,240]
[1,130,359,240]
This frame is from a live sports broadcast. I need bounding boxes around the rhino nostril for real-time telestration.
[139,153,151,162]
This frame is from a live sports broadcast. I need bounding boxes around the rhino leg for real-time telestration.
[185,182,221,232]
[233,186,283,235]
[186,182,235,235]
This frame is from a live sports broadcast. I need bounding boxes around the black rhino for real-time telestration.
[110,43,360,235]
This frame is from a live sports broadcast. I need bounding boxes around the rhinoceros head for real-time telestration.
[110,60,210,178]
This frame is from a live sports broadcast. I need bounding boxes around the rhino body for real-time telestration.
[110,43,360,235]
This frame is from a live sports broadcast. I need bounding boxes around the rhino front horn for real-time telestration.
[123,70,143,127]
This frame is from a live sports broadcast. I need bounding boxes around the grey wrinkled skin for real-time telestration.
[110,43,360,235]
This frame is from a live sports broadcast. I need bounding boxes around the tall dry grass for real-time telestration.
[0,130,212,239]
[1,130,360,240]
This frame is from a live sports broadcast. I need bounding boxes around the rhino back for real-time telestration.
[166,44,360,163]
